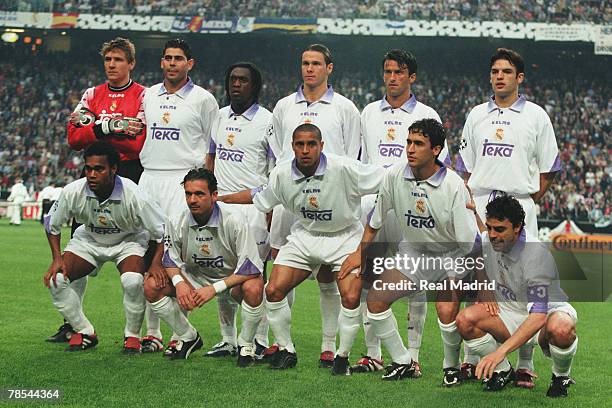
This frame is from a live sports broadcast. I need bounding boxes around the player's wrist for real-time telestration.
[171,274,184,287]
[212,280,228,294]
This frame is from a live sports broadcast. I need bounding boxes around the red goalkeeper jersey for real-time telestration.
[67,80,146,161]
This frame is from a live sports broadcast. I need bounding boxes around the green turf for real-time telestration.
[0,220,610,407]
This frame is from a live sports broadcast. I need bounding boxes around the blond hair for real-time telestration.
[100,37,136,63]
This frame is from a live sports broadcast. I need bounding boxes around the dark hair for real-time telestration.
[163,39,193,60]
[181,168,217,193]
[382,49,417,75]
[100,37,136,64]
[486,195,525,230]
[224,61,263,104]
[304,44,333,65]
[84,141,120,167]
[408,119,446,154]
[292,123,322,141]
[490,48,524,75]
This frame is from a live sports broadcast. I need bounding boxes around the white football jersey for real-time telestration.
[271,86,361,161]
[360,95,450,167]
[211,104,275,194]
[162,203,263,285]
[45,176,165,246]
[369,161,479,257]
[141,78,219,171]
[253,153,383,233]
[482,230,567,315]
[457,95,560,195]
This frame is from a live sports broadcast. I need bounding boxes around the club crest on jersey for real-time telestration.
[191,254,224,268]
[495,128,504,141]
[308,196,319,209]
[227,133,235,146]
[482,138,514,158]
[404,210,435,229]
[98,215,108,226]
[151,124,180,141]
[162,112,171,124]
[386,128,396,141]
[200,244,211,255]
[415,199,426,215]
[110,100,117,112]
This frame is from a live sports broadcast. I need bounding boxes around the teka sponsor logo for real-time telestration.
[151,124,181,141]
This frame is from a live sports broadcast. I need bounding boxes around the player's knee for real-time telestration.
[340,290,360,309]
[436,301,458,324]
[265,282,285,303]
[367,300,389,314]
[143,276,162,302]
[49,274,70,295]
[242,278,264,306]
[455,308,476,337]
[546,313,576,348]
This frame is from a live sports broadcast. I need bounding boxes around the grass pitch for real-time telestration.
[0,219,610,407]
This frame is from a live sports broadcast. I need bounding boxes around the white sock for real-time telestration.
[368,308,411,365]
[438,319,462,369]
[217,294,238,346]
[149,296,197,341]
[517,343,535,371]
[145,305,162,338]
[238,300,264,347]
[337,305,361,357]
[407,291,427,362]
[464,333,511,373]
[254,312,269,347]
[361,289,381,360]
[70,276,87,305]
[550,338,578,377]
[120,272,146,339]
[170,308,189,342]
[266,297,295,353]
[49,274,94,335]
[318,281,340,353]
[286,287,295,308]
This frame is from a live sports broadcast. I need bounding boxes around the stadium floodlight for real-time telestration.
[1,32,19,43]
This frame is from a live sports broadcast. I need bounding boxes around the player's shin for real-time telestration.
[407,292,427,362]
[238,300,264,346]
[550,338,578,377]
[145,305,162,338]
[362,288,382,360]
[337,305,361,357]
[49,274,95,335]
[438,319,462,369]
[517,343,535,371]
[368,308,411,364]
[149,296,197,341]
[266,297,295,353]
[70,276,88,305]
[217,293,239,347]
[319,281,340,353]
[120,272,146,338]
[464,333,511,373]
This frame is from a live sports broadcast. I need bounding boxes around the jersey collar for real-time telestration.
[487,94,526,113]
[229,103,259,121]
[158,77,195,99]
[189,202,221,228]
[506,229,527,262]
[380,93,417,113]
[295,85,334,104]
[403,160,447,187]
[107,79,133,92]
[291,153,328,181]
[85,176,124,201]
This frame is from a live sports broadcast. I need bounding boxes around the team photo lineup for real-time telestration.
[19,30,589,401]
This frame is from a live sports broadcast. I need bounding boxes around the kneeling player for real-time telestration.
[144,168,265,365]
[43,142,165,353]
[456,196,577,397]
[341,119,486,383]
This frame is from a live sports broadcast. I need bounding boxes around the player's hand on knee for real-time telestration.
[477,290,500,316]
[338,250,361,280]
[476,350,506,380]
[176,282,195,311]
[148,264,167,289]
[44,259,65,289]
[193,286,216,307]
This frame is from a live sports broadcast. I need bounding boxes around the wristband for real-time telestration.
[212,280,227,294]
[171,275,184,286]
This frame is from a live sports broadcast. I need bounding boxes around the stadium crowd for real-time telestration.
[3,0,609,23]
[0,48,609,224]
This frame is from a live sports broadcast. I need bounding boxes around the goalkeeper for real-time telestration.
[47,37,147,347]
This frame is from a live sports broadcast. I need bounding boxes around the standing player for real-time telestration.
[341,119,483,384]
[269,44,362,367]
[48,37,147,344]
[139,39,220,353]
[219,124,383,375]
[7,177,28,225]
[203,62,273,358]
[456,48,561,386]
[42,142,165,353]
[456,196,577,397]
[355,49,452,375]
[144,168,265,365]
